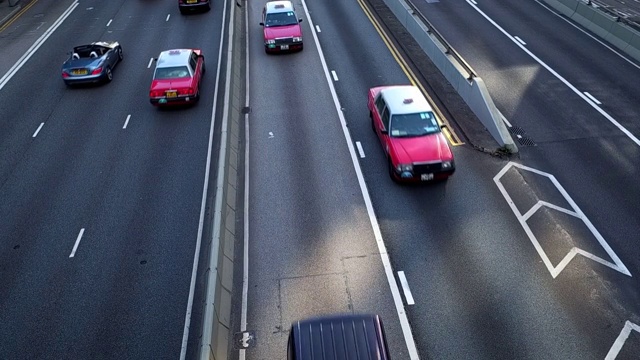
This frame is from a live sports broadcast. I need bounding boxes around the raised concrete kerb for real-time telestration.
[381,0,518,152]
[0,4,22,28]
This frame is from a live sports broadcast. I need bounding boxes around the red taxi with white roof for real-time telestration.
[368,85,455,182]
[149,49,205,107]
[259,1,303,53]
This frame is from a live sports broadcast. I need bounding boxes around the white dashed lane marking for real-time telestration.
[106,19,112,27]
[315,25,321,32]
[398,271,415,305]
[69,228,85,258]
[166,14,171,22]
[123,114,131,129]
[147,58,154,68]
[32,122,44,137]
[331,70,338,81]
[355,141,365,158]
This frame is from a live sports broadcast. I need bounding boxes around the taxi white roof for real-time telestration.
[380,86,433,115]
[266,0,294,13]
[157,49,193,68]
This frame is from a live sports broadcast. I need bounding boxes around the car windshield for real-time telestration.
[389,111,440,137]
[265,11,298,27]
[154,66,191,80]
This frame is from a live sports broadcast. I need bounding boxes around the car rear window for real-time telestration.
[265,11,298,27]
[390,111,440,137]
[154,66,191,79]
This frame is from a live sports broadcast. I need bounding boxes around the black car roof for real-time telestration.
[288,314,391,360]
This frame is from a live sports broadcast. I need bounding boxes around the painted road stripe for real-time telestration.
[69,228,85,258]
[315,25,321,33]
[166,14,171,22]
[398,271,415,305]
[606,321,640,359]
[32,122,44,137]
[0,1,79,91]
[106,19,112,27]
[147,58,154,69]
[468,0,640,147]
[122,114,131,129]
[514,36,526,45]
[331,70,338,81]
[300,0,420,357]
[356,141,365,158]
[584,92,602,105]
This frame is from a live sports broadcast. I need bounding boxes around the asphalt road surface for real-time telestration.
[0,0,226,358]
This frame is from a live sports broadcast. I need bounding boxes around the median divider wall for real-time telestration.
[541,0,640,62]
[198,1,245,359]
[382,0,517,152]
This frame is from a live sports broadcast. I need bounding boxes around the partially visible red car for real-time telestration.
[259,1,303,53]
[368,85,455,183]
[149,49,205,107]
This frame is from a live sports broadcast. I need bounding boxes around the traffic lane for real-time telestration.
[458,0,640,139]
[0,0,76,77]
[0,2,224,359]
[244,3,413,360]
[306,0,639,357]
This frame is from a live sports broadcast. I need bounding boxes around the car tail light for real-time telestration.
[62,71,69,78]
[150,90,164,97]
[178,88,195,96]
[91,67,102,75]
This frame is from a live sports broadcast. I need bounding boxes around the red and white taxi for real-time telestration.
[259,1,303,53]
[368,85,455,182]
[149,49,205,106]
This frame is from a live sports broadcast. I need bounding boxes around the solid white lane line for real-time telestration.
[397,271,415,305]
[606,321,640,359]
[502,117,512,127]
[469,0,477,4]
[69,228,85,258]
[106,19,112,27]
[467,0,640,147]
[147,58,154,69]
[514,36,526,45]
[331,70,338,81]
[584,92,602,105]
[534,0,640,70]
[166,14,170,22]
[356,141,366,158]
[122,114,131,129]
[180,0,229,357]
[32,123,44,137]
[300,0,420,358]
[239,4,250,358]
[315,25,321,33]
[0,1,79,91]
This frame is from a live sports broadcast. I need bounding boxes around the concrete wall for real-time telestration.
[541,0,640,62]
[382,0,517,152]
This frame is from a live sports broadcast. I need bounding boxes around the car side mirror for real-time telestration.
[298,18,303,23]
[380,128,388,135]
[259,22,264,26]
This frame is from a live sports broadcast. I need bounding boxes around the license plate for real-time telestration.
[280,45,289,50]
[166,91,177,98]
[421,173,434,181]
[72,69,88,75]
[186,0,197,3]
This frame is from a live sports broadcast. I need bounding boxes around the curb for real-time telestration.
[0,4,21,28]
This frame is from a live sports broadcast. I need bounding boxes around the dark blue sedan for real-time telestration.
[62,42,123,86]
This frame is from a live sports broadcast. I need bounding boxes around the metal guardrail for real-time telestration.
[404,0,477,80]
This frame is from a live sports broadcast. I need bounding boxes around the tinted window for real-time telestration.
[189,53,198,72]
[265,11,298,27]
[154,66,191,79]
[375,95,385,115]
[381,107,390,129]
[389,111,440,137]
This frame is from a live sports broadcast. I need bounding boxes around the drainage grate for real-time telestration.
[508,126,537,147]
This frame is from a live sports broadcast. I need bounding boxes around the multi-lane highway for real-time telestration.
[2,0,639,359]
[0,0,227,358]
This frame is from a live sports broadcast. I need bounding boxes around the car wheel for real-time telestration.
[118,47,123,61]
[388,159,399,183]
[205,2,211,11]
[202,62,206,74]
[370,111,376,132]
[105,67,113,82]
[179,7,186,14]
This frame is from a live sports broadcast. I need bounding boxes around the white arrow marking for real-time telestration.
[494,162,630,278]
[606,321,640,359]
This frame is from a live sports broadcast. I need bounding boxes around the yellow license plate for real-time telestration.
[72,69,88,75]
[166,91,177,98]
[187,0,197,3]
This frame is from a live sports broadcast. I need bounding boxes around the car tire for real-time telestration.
[370,111,376,133]
[118,47,123,61]
[179,7,187,14]
[388,159,399,183]
[205,2,211,11]
[105,67,113,82]
[202,61,206,74]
